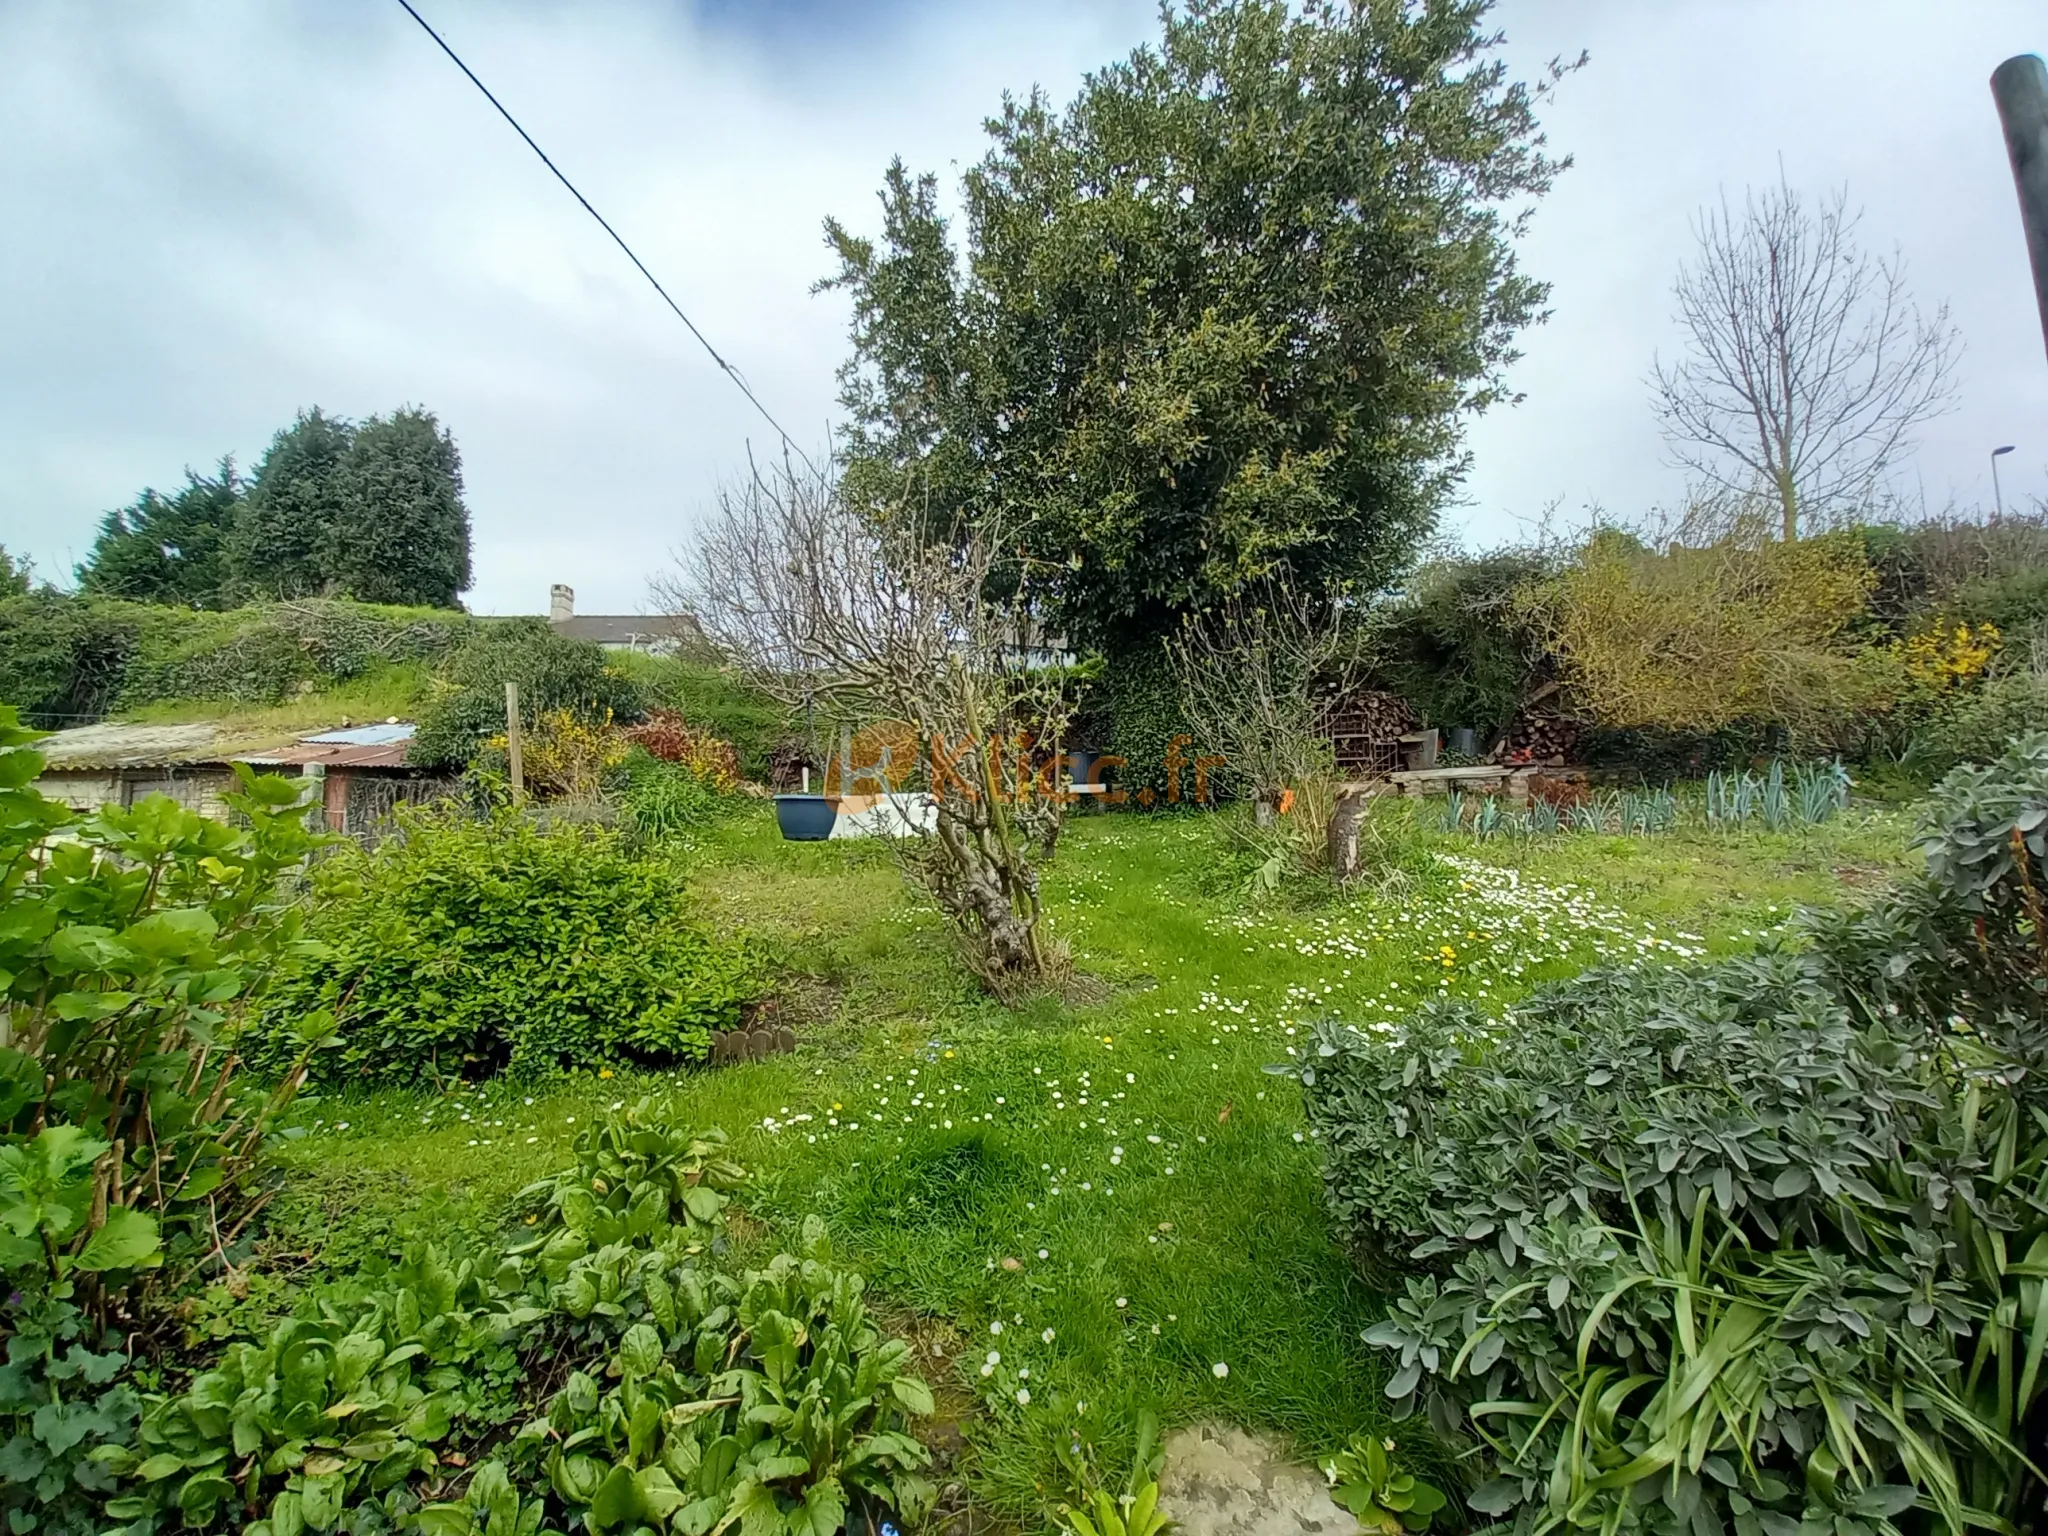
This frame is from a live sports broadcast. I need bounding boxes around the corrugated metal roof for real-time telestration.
[240,722,418,771]
[302,723,415,747]
[40,720,422,773]
[246,739,414,770]
[37,721,296,771]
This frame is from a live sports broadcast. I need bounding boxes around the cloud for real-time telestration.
[1463,0,2048,540]
[0,0,1151,612]
[1,0,2043,617]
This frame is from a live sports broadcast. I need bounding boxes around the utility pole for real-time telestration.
[504,681,525,807]
[1994,55,2048,364]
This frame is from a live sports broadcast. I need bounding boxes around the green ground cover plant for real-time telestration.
[1299,737,2048,1532]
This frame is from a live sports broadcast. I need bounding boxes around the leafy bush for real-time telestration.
[1910,667,2048,773]
[1103,641,1204,808]
[0,709,332,1292]
[1372,549,1556,739]
[411,620,643,771]
[1298,736,2048,1533]
[0,592,143,727]
[480,708,631,803]
[610,657,791,782]
[243,810,761,1084]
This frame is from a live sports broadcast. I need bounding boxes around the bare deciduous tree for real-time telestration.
[1651,178,1959,542]
[661,458,1073,990]
[1168,581,1364,879]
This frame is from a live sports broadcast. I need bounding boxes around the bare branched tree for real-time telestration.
[660,457,1073,990]
[1168,581,1361,877]
[1651,178,1959,542]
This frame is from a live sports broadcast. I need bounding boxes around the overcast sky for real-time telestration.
[1,0,2043,615]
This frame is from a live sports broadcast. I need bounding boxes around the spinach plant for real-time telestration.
[98,1245,524,1536]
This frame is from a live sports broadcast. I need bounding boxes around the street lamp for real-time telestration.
[1993,445,2017,517]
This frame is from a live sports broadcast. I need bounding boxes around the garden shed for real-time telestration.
[32,720,290,817]
[237,722,455,835]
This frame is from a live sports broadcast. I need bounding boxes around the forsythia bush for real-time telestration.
[243,810,761,1083]
[1533,527,1904,747]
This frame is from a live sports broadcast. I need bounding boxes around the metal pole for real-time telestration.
[1993,55,2048,364]
[504,681,525,807]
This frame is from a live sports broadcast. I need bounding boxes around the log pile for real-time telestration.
[767,737,819,790]
[1500,715,1583,766]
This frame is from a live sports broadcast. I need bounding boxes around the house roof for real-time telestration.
[551,612,706,648]
[37,721,298,771]
[239,723,418,771]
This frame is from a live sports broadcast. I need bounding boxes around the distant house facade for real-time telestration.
[35,720,455,837]
[547,585,707,656]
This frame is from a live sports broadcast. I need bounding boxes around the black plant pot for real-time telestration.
[774,794,836,841]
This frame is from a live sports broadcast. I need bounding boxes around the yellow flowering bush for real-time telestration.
[488,708,630,800]
[1898,620,2000,693]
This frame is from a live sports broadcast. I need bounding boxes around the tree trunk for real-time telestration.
[1326,787,1373,881]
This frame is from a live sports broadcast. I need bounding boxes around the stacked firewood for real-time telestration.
[1501,715,1583,766]
[767,737,819,790]
[1320,688,1416,741]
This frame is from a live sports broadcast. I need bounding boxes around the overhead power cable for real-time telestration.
[393,0,814,469]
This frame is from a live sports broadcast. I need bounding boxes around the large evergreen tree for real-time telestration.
[225,407,355,600]
[823,0,1573,648]
[77,459,241,608]
[327,407,473,608]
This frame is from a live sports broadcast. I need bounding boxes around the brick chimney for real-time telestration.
[550,583,574,622]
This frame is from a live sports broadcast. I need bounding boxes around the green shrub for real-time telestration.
[1102,641,1208,808]
[0,710,333,1293]
[1910,668,2048,772]
[0,592,143,727]
[245,810,760,1084]
[411,620,643,770]
[1371,548,1556,738]
[1297,737,2048,1533]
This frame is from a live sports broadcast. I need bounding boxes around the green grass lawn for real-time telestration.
[266,795,1915,1526]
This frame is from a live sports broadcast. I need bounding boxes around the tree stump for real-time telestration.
[1326,783,1377,881]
